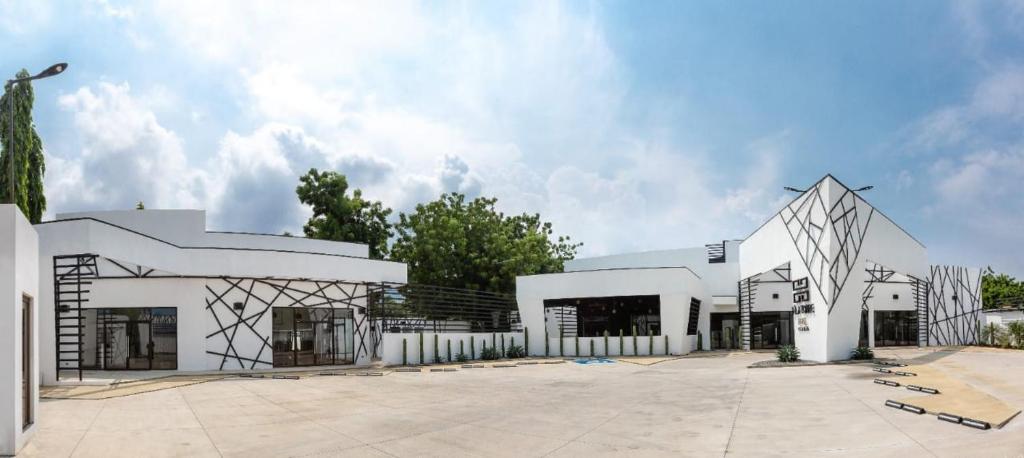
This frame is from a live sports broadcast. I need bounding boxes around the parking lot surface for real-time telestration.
[21,347,1024,457]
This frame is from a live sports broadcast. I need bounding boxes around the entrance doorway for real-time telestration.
[710,313,740,350]
[82,308,178,370]
[750,311,794,349]
[874,310,918,346]
[272,307,354,367]
[22,295,32,429]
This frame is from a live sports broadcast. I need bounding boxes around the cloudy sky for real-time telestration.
[3,1,1024,276]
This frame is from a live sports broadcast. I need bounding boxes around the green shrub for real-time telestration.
[481,345,501,360]
[506,344,526,358]
[1007,321,1024,349]
[850,346,874,360]
[776,345,800,362]
[456,352,469,363]
[982,323,1005,347]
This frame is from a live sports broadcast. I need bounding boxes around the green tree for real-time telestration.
[0,70,46,223]
[982,268,1024,310]
[390,193,580,293]
[296,168,392,259]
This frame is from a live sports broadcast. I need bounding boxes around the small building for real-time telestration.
[516,175,984,362]
[34,209,406,383]
[983,308,1024,327]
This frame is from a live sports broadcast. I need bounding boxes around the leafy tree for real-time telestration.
[982,268,1024,310]
[296,168,392,259]
[390,193,580,293]
[0,70,46,223]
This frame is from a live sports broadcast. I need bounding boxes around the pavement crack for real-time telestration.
[722,367,750,457]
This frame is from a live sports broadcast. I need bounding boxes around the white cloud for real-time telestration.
[43,2,794,260]
[0,0,52,35]
[50,82,203,212]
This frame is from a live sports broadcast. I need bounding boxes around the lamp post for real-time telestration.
[5,62,67,204]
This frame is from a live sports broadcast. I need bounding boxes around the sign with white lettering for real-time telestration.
[792,276,813,331]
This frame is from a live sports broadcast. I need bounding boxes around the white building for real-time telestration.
[516,175,984,362]
[33,209,406,384]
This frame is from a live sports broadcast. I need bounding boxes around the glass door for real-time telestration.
[127,321,152,370]
[272,308,296,367]
[103,321,130,370]
[273,307,354,367]
[293,308,316,366]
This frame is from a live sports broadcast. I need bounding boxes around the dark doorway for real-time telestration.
[542,295,661,337]
[22,295,33,429]
[272,307,354,367]
[874,311,918,346]
[750,311,794,349]
[710,313,741,350]
[82,308,178,370]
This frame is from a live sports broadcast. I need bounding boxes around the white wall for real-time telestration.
[516,267,709,356]
[0,205,39,456]
[36,211,406,383]
[55,210,369,257]
[740,176,928,362]
[564,243,740,297]
[35,218,403,281]
[983,310,1024,327]
[86,278,207,371]
[379,332,523,365]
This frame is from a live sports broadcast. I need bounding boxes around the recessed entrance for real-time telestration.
[750,311,794,349]
[874,310,918,346]
[272,307,354,367]
[710,313,741,350]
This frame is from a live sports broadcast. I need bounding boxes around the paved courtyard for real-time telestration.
[20,347,1024,457]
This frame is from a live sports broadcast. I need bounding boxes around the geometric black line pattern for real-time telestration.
[205,278,372,370]
[780,183,831,310]
[927,266,982,346]
[827,189,874,310]
[780,179,874,314]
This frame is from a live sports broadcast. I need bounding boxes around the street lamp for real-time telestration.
[5,62,68,204]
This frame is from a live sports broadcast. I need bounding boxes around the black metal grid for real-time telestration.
[927,266,981,345]
[371,284,519,335]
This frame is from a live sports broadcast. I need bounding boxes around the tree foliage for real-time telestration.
[296,168,392,259]
[982,268,1024,310]
[390,193,580,294]
[0,70,46,223]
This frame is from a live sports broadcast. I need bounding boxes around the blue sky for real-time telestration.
[3,1,1024,276]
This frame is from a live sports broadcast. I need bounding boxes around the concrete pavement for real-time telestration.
[19,347,1024,457]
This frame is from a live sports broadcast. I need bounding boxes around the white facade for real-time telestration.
[515,175,984,362]
[517,267,709,356]
[34,210,406,383]
[983,309,1024,327]
[0,205,39,456]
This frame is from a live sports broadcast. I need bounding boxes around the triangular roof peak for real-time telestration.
[742,173,925,248]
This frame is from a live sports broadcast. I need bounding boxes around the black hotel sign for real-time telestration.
[791,277,815,315]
